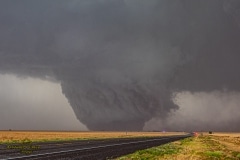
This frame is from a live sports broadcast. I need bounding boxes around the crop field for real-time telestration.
[117,132,240,160]
[0,131,185,143]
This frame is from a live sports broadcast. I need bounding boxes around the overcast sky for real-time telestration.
[0,74,87,130]
[0,0,240,131]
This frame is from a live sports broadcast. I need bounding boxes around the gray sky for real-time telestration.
[0,0,240,131]
[0,74,87,130]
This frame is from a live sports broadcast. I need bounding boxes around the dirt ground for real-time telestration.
[0,131,185,143]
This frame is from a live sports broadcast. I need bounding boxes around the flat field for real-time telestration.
[118,132,240,160]
[208,132,240,137]
[0,131,185,143]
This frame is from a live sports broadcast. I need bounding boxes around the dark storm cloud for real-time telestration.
[0,0,240,131]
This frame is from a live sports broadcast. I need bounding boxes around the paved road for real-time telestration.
[1,134,191,160]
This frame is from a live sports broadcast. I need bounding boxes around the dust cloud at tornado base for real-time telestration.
[0,0,240,131]
[144,91,240,132]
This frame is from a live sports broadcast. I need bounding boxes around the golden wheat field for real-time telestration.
[208,132,240,137]
[208,132,240,153]
[0,131,185,143]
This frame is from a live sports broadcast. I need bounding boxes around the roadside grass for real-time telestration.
[204,151,222,158]
[117,143,181,160]
[232,151,240,158]
[116,135,240,160]
[179,137,193,145]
